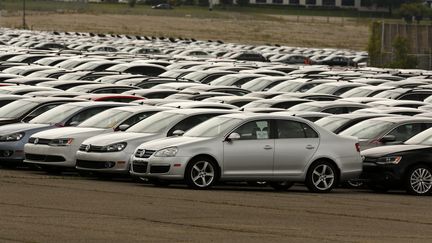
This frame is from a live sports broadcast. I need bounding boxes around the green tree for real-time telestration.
[389,36,418,69]
[128,0,137,8]
[367,21,382,67]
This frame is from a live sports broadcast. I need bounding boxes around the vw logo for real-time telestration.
[85,144,91,152]
[139,149,146,157]
[34,138,39,144]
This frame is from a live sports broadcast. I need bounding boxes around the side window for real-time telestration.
[303,123,319,138]
[273,101,302,109]
[387,123,423,142]
[334,87,353,96]
[277,120,305,138]
[167,114,219,136]
[398,94,420,101]
[119,111,156,128]
[346,106,363,113]
[232,120,270,140]
[322,107,345,114]
[66,107,110,126]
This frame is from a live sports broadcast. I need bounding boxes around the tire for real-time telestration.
[305,161,338,193]
[185,158,218,189]
[405,165,432,196]
[269,181,294,191]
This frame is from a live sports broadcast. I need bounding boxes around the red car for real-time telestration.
[75,94,144,103]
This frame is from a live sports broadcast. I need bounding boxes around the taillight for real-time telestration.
[355,143,361,152]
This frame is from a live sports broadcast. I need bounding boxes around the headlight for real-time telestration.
[154,147,178,157]
[0,132,24,142]
[376,156,402,165]
[49,138,74,146]
[103,142,127,152]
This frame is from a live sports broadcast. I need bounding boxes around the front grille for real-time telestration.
[132,161,148,173]
[28,137,51,145]
[150,165,170,174]
[76,160,115,169]
[25,153,65,162]
[363,157,378,163]
[135,149,155,158]
[79,144,105,152]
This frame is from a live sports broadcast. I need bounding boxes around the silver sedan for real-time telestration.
[130,113,362,192]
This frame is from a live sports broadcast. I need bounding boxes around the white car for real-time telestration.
[130,113,363,192]
[75,109,235,175]
[23,106,169,170]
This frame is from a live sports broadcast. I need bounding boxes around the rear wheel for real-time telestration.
[269,181,294,191]
[185,158,218,189]
[405,165,432,196]
[305,161,338,193]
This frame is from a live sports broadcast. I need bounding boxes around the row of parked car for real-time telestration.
[0,28,431,196]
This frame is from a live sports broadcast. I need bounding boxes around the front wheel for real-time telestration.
[405,165,432,196]
[305,161,338,193]
[185,159,218,189]
[269,181,294,191]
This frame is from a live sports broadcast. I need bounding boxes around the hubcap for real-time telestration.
[410,168,432,194]
[312,164,335,190]
[191,161,215,187]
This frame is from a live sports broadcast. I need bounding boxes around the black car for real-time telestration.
[361,128,432,195]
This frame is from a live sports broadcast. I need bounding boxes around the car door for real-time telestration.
[223,120,274,178]
[273,119,319,177]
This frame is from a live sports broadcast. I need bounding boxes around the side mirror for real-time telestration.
[380,135,396,143]
[69,121,80,127]
[118,124,130,132]
[226,132,240,142]
[172,130,185,136]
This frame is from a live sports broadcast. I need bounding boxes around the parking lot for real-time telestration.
[1,168,431,243]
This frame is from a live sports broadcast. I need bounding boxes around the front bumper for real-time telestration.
[0,141,26,163]
[75,150,131,174]
[360,161,403,186]
[129,155,191,180]
[24,143,76,167]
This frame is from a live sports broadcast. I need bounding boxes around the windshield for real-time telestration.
[340,88,371,98]
[211,76,237,86]
[29,104,82,124]
[270,82,301,92]
[242,101,271,108]
[184,117,241,137]
[0,100,39,118]
[373,90,404,99]
[405,129,432,145]
[307,85,336,94]
[315,117,350,132]
[126,112,186,133]
[339,120,395,139]
[289,103,320,112]
[78,110,132,128]
[241,78,271,91]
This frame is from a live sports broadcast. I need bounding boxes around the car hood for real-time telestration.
[138,136,212,150]
[361,144,431,158]
[32,127,108,139]
[0,123,51,135]
[83,132,158,146]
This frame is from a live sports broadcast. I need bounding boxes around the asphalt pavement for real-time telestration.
[0,168,431,243]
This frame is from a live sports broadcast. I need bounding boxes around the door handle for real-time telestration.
[306,145,315,150]
[264,145,273,150]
